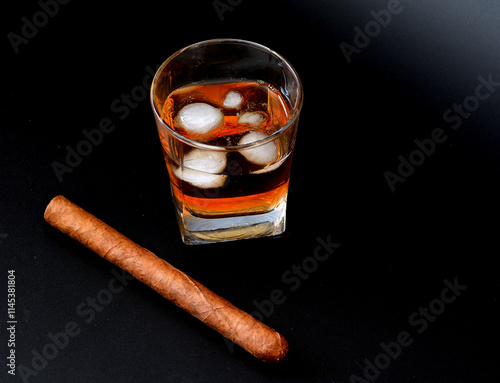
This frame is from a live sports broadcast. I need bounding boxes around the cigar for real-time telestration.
[43,195,288,362]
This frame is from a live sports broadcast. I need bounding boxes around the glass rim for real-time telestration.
[150,38,303,152]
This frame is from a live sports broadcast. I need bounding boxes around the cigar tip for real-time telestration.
[274,334,289,362]
[258,333,289,363]
[44,195,68,222]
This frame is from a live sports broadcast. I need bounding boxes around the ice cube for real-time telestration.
[237,111,267,127]
[238,131,278,166]
[183,148,227,174]
[174,167,227,189]
[251,156,286,174]
[222,91,243,109]
[174,148,227,189]
[175,103,224,135]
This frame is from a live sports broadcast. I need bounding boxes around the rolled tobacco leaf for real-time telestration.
[44,195,288,362]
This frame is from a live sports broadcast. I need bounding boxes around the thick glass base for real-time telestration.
[174,196,287,245]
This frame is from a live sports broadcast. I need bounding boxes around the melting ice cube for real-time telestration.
[175,103,224,135]
[174,167,227,189]
[174,149,227,189]
[222,91,243,109]
[183,148,227,174]
[251,156,286,174]
[237,111,267,127]
[238,131,278,166]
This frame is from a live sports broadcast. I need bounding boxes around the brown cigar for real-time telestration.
[44,195,288,362]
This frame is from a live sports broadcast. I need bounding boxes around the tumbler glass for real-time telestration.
[150,39,303,244]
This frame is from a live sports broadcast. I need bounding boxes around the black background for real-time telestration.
[1,0,499,382]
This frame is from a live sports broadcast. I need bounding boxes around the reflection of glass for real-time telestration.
[150,39,303,245]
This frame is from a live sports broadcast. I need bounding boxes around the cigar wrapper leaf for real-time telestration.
[43,195,288,362]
